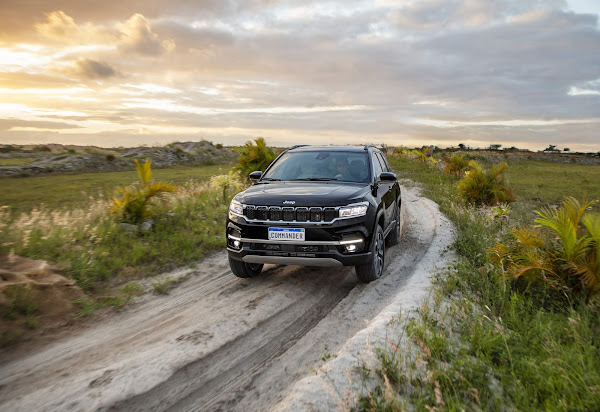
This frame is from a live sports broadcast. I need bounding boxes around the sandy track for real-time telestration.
[0,187,450,411]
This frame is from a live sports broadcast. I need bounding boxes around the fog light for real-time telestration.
[233,240,240,249]
[340,233,364,253]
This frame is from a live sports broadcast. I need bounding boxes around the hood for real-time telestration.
[237,182,370,207]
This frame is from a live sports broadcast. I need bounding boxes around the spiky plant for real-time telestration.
[235,137,277,178]
[443,154,470,177]
[210,171,246,202]
[109,158,178,224]
[489,197,600,300]
[456,160,515,206]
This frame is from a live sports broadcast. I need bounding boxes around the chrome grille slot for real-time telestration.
[283,207,295,221]
[324,207,336,221]
[296,207,308,222]
[269,206,282,221]
[245,205,256,219]
[256,206,269,220]
[309,207,322,222]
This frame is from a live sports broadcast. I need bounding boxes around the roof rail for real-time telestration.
[363,144,377,151]
[290,144,310,150]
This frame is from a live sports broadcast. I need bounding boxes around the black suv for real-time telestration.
[226,145,401,282]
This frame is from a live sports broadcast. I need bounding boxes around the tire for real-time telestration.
[386,202,401,246]
[355,224,385,282]
[228,256,263,278]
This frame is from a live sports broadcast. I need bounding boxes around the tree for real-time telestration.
[564,148,570,152]
[489,144,502,150]
[544,145,557,151]
[458,143,466,150]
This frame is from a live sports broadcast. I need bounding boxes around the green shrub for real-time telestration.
[490,197,600,300]
[457,160,515,206]
[109,158,178,224]
[235,137,277,178]
[443,154,469,177]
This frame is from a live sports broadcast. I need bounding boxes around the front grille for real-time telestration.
[243,205,339,223]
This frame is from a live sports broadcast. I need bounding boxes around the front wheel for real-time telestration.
[228,256,263,278]
[355,225,385,282]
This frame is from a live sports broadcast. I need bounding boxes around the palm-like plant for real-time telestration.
[456,160,515,206]
[236,137,277,178]
[489,197,600,299]
[109,158,178,224]
[443,154,470,177]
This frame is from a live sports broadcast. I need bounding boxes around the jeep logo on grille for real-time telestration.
[282,200,295,205]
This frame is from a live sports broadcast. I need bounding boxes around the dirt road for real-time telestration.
[0,187,452,411]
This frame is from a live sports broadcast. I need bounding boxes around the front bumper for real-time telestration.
[226,214,374,267]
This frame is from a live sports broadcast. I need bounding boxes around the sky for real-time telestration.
[0,0,599,151]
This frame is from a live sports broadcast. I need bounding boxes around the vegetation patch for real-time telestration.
[357,154,600,411]
[0,157,38,166]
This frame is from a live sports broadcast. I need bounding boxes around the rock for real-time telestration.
[120,223,138,232]
[140,220,154,231]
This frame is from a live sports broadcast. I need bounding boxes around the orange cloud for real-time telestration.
[118,14,175,56]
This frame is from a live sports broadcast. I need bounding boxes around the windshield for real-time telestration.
[262,151,371,183]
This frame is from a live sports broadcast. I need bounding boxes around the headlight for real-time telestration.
[339,203,368,217]
[229,199,243,216]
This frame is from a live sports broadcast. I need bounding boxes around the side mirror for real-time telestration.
[249,171,263,182]
[379,172,397,182]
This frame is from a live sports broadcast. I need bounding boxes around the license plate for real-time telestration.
[268,227,305,241]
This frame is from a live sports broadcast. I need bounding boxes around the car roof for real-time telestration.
[287,145,379,153]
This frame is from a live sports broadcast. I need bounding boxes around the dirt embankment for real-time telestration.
[0,187,454,411]
[0,141,236,177]
[0,255,84,345]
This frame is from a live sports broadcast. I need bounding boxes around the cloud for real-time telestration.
[118,14,175,56]
[33,11,174,56]
[60,58,119,79]
[34,10,81,40]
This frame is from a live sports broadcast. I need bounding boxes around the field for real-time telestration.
[0,163,234,213]
[505,160,600,205]
[362,154,600,411]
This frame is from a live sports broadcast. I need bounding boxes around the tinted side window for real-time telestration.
[378,153,391,172]
[372,153,384,180]
[375,153,389,172]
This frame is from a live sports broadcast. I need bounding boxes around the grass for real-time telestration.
[0,181,233,293]
[0,157,38,166]
[356,155,600,411]
[0,163,233,214]
[505,160,600,205]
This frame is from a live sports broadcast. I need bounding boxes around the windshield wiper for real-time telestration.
[260,177,281,181]
[290,178,338,181]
